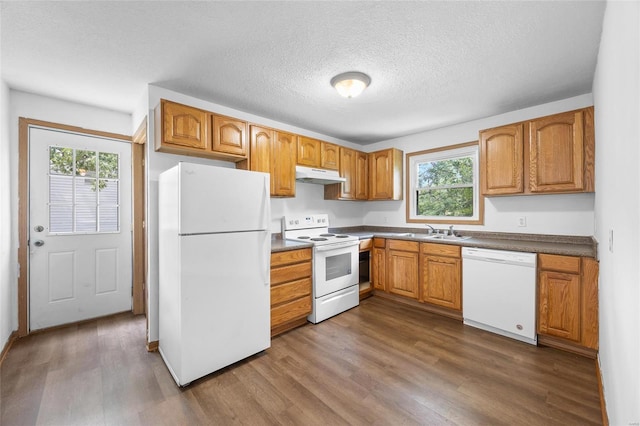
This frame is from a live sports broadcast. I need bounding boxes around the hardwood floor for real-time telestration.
[1,297,602,425]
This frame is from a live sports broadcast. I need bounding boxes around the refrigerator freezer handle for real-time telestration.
[262,175,271,231]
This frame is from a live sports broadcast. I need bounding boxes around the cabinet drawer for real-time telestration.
[271,248,312,267]
[271,296,312,328]
[271,278,311,307]
[271,262,311,285]
[388,239,419,252]
[373,238,386,248]
[359,239,372,251]
[538,254,580,273]
[421,243,461,258]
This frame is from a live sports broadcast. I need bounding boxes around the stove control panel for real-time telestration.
[282,214,329,231]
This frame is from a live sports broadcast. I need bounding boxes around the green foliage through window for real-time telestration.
[416,157,474,217]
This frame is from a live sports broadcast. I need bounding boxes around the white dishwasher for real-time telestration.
[462,247,537,345]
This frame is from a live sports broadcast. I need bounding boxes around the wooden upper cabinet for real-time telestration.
[480,123,524,195]
[355,151,369,200]
[479,107,594,196]
[156,99,248,162]
[212,115,247,157]
[321,142,339,170]
[160,99,209,150]
[529,109,589,193]
[339,147,357,199]
[297,136,321,167]
[271,131,297,197]
[249,125,272,174]
[369,148,403,200]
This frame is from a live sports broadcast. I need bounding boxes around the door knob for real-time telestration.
[34,240,45,247]
[34,225,45,232]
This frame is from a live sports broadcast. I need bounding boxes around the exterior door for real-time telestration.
[29,126,132,330]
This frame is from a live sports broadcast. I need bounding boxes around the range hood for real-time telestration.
[295,166,346,185]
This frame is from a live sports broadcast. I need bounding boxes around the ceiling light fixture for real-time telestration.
[330,71,371,98]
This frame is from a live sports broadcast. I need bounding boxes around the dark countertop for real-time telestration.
[330,228,598,258]
[270,237,313,253]
[270,227,597,258]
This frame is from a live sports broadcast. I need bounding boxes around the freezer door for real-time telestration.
[179,230,271,385]
[177,162,270,235]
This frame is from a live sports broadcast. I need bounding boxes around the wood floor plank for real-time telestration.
[1,297,602,425]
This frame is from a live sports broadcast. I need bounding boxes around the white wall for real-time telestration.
[6,90,132,338]
[0,79,14,350]
[144,86,366,342]
[363,94,596,236]
[592,1,640,424]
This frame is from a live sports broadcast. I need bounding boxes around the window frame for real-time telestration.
[405,141,484,225]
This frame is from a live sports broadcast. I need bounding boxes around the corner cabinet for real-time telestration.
[537,253,598,353]
[270,248,312,337]
[369,148,403,200]
[155,99,248,162]
[420,243,461,311]
[479,107,594,196]
[248,124,296,197]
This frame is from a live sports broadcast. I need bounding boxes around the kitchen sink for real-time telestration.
[395,232,471,241]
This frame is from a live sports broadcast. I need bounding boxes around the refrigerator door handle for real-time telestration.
[261,231,270,286]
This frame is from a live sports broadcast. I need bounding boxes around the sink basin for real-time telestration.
[425,234,472,241]
[394,232,471,241]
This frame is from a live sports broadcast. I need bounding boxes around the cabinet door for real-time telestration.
[339,147,357,200]
[388,249,419,299]
[529,110,584,193]
[162,100,208,150]
[355,151,369,200]
[249,125,272,174]
[271,131,297,197]
[369,148,402,200]
[480,123,524,195]
[321,142,339,170]
[538,270,581,341]
[212,115,247,157]
[372,246,386,291]
[297,136,321,167]
[421,255,461,310]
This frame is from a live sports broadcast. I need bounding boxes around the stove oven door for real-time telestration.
[313,240,359,297]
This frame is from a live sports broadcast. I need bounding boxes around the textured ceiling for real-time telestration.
[1,1,606,144]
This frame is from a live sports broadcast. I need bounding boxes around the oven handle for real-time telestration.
[315,240,360,252]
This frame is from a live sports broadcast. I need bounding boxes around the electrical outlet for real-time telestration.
[518,216,527,227]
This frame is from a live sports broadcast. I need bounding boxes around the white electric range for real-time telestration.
[282,214,360,323]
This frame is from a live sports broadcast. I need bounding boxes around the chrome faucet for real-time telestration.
[425,224,436,234]
[449,225,455,236]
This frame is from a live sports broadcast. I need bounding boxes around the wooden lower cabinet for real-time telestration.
[387,240,420,299]
[420,243,461,311]
[537,253,598,351]
[270,248,312,336]
[371,238,386,291]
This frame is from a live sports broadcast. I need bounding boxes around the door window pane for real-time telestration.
[48,145,120,233]
[49,147,73,175]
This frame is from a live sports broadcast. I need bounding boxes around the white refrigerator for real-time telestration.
[158,162,271,386]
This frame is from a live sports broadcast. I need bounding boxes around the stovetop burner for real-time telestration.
[297,236,310,239]
[311,237,328,241]
[336,235,350,238]
[319,233,335,237]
